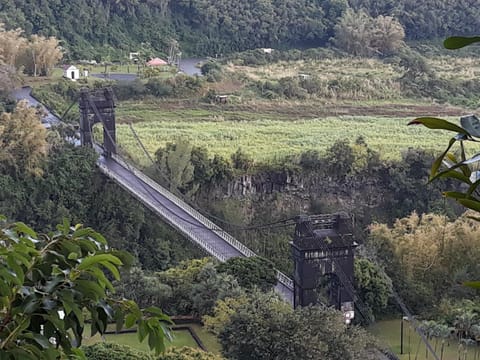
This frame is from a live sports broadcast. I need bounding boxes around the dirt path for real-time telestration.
[131,99,470,119]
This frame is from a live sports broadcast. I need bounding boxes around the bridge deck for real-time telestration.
[97,155,294,304]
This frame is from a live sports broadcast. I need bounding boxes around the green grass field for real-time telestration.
[113,101,456,166]
[82,324,221,354]
[370,319,480,360]
[83,329,197,351]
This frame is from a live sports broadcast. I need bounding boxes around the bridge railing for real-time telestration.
[109,154,294,291]
[98,161,230,262]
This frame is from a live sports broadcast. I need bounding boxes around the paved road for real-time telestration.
[98,155,294,304]
[12,87,61,127]
[91,73,138,81]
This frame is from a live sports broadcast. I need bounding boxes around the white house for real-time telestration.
[63,65,80,81]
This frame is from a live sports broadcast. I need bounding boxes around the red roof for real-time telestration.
[146,57,168,66]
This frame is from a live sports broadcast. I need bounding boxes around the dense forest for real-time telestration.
[0,0,479,58]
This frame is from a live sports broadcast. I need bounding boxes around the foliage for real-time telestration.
[202,296,249,336]
[408,117,480,214]
[155,140,197,195]
[0,101,48,177]
[0,24,62,76]
[349,0,480,41]
[160,347,223,360]
[218,291,377,360]
[84,344,224,360]
[156,259,242,316]
[114,267,172,309]
[354,258,392,319]
[0,218,170,359]
[367,212,480,313]
[200,61,222,82]
[333,9,405,57]
[21,34,62,76]
[83,342,155,360]
[216,256,277,291]
[0,23,27,67]
[152,140,233,195]
[0,1,478,58]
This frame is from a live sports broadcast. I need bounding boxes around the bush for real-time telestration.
[83,343,154,360]
[160,347,224,360]
[113,79,147,100]
[146,78,173,97]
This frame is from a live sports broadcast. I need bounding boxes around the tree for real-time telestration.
[0,218,170,359]
[156,258,241,316]
[0,62,18,112]
[0,23,27,67]
[367,212,480,312]
[202,296,249,336]
[22,35,62,77]
[216,256,277,291]
[218,291,377,360]
[354,258,392,319]
[155,140,197,195]
[0,101,48,177]
[333,9,405,56]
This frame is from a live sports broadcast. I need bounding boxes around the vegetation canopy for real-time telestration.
[0,218,170,359]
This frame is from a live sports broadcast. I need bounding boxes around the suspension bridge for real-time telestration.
[76,87,295,304]
[12,86,440,359]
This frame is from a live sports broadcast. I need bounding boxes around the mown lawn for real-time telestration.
[370,319,480,360]
[81,324,222,354]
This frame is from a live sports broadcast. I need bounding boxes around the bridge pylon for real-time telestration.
[79,87,117,155]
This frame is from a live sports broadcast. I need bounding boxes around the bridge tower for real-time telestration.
[79,87,116,155]
[291,213,356,322]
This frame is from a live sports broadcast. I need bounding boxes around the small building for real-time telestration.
[146,57,168,67]
[63,65,80,81]
[129,52,140,61]
[261,48,274,54]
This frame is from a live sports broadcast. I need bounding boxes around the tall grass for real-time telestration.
[112,111,453,166]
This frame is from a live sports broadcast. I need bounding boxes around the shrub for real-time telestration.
[83,343,155,360]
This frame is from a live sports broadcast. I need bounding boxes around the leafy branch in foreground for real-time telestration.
[0,217,170,359]
[408,36,480,214]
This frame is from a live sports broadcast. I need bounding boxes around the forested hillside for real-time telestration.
[0,0,479,58]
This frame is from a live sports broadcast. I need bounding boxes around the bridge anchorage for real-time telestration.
[77,88,360,315]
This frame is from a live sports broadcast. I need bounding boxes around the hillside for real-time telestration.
[0,0,479,59]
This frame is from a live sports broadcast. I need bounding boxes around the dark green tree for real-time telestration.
[216,256,277,291]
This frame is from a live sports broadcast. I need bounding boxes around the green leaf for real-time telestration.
[442,191,469,200]
[78,254,122,271]
[457,198,480,212]
[431,137,457,177]
[444,36,480,49]
[408,117,469,135]
[463,281,480,289]
[430,166,472,184]
[14,222,37,238]
[125,313,137,328]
